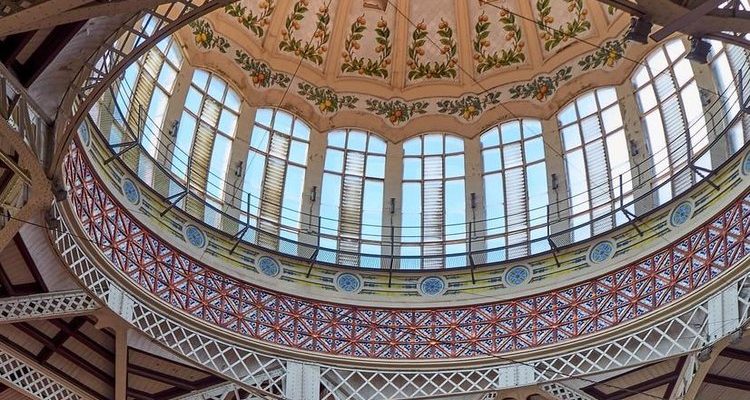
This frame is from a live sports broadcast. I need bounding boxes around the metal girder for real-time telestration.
[0,290,100,323]
[0,0,182,37]
[49,0,234,178]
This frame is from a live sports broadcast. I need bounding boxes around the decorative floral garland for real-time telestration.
[437,91,503,121]
[298,82,358,113]
[365,99,429,125]
[185,15,629,125]
[189,19,230,53]
[235,50,291,88]
[224,0,276,39]
[536,0,591,51]
[340,16,392,79]
[473,9,526,73]
[509,65,573,101]
[407,19,458,80]
[278,0,331,65]
[578,38,628,70]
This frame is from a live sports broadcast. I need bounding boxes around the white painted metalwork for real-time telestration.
[50,196,750,399]
[53,0,233,175]
[0,290,100,323]
[0,343,88,400]
[541,383,597,400]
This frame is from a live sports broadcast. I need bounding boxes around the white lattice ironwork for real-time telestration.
[51,204,286,400]
[173,382,261,400]
[52,0,232,173]
[541,383,596,400]
[51,194,750,399]
[0,290,100,323]
[0,344,88,400]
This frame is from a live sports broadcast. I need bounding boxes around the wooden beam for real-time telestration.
[127,363,197,391]
[115,329,127,400]
[720,347,750,362]
[48,319,114,360]
[13,322,113,384]
[13,235,48,292]
[704,374,750,392]
[36,316,86,362]
[0,31,36,64]
[0,0,177,36]
[16,21,85,87]
[651,0,727,41]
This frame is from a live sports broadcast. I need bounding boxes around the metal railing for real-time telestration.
[82,47,750,270]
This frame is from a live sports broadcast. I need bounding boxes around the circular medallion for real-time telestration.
[258,256,281,277]
[419,276,447,297]
[121,179,140,205]
[78,124,90,146]
[589,240,615,264]
[670,201,693,227]
[184,225,206,248]
[335,272,362,293]
[504,265,531,287]
[742,151,750,175]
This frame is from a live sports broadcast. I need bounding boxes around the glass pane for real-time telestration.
[482,149,501,172]
[403,137,421,155]
[184,87,203,114]
[403,158,422,180]
[480,127,500,148]
[207,76,227,100]
[501,121,521,143]
[218,110,238,136]
[445,155,464,178]
[328,130,346,148]
[288,140,308,165]
[255,108,273,126]
[424,134,443,155]
[366,155,385,178]
[192,69,209,90]
[324,149,344,172]
[347,131,367,151]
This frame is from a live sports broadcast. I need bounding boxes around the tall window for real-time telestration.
[481,119,548,261]
[319,130,386,267]
[401,134,466,269]
[709,40,750,154]
[559,87,632,241]
[633,39,710,205]
[241,108,310,251]
[112,37,183,156]
[171,70,241,204]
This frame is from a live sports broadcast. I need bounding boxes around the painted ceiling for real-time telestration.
[176,0,658,138]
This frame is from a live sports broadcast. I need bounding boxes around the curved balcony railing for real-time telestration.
[82,50,750,270]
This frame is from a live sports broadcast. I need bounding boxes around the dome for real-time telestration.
[2,1,750,399]
[173,0,648,136]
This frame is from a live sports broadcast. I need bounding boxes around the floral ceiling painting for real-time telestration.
[182,0,646,129]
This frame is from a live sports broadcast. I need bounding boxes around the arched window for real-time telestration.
[319,130,387,267]
[112,37,183,156]
[240,108,310,251]
[709,40,750,154]
[401,133,466,269]
[170,70,241,203]
[481,119,548,261]
[632,39,711,206]
[559,87,632,241]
